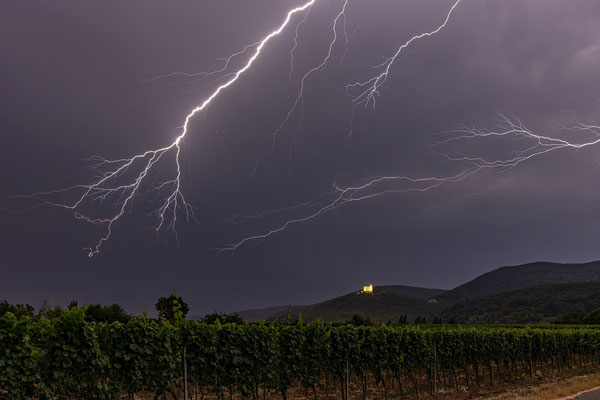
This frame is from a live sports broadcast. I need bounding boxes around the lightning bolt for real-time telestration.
[347,0,464,107]
[431,112,600,170]
[4,0,470,256]
[7,0,317,257]
[288,4,313,83]
[272,0,351,180]
[143,41,262,86]
[223,111,600,251]
[12,0,589,257]
[217,168,481,252]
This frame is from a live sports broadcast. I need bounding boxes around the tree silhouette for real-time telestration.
[155,294,189,323]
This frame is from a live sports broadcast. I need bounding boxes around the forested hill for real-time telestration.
[269,286,443,323]
[435,260,600,303]
[441,281,600,324]
[227,261,600,324]
[377,285,446,299]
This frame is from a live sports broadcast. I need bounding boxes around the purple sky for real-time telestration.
[1,0,600,316]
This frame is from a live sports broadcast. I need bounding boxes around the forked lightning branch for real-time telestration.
[6,0,598,256]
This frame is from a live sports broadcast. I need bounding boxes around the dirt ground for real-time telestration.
[440,368,600,400]
[130,366,600,400]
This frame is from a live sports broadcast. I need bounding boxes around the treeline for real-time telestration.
[3,309,600,399]
[5,295,600,326]
[0,295,246,326]
[555,309,600,324]
[0,294,189,323]
[1,300,131,323]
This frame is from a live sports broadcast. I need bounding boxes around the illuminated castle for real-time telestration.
[362,284,373,294]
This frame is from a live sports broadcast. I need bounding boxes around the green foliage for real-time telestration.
[39,309,109,398]
[0,313,41,399]
[555,310,589,324]
[586,309,600,324]
[442,281,600,324]
[84,303,132,323]
[201,311,245,324]
[0,301,35,319]
[99,317,179,397]
[36,300,62,320]
[437,260,600,303]
[155,294,189,323]
[555,307,600,324]
[347,314,373,326]
[3,317,600,399]
[271,289,443,323]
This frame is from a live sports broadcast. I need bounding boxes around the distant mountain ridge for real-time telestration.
[268,286,444,323]
[436,260,600,303]
[234,305,309,323]
[227,260,600,324]
[442,281,600,324]
[376,285,446,300]
[189,305,310,322]
[232,285,446,323]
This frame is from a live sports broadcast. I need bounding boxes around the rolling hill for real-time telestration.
[377,285,446,299]
[233,305,309,323]
[268,286,444,323]
[435,260,600,303]
[441,281,600,324]
[225,260,600,324]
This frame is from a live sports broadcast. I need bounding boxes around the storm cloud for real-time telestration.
[1,0,600,315]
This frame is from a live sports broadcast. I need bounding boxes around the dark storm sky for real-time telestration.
[2,0,600,316]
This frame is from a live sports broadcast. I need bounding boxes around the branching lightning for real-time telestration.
[432,113,600,170]
[143,41,264,86]
[347,0,464,107]
[222,112,600,251]
[273,0,350,179]
[7,0,317,257]
[3,0,475,255]
[217,168,481,252]
[10,0,595,257]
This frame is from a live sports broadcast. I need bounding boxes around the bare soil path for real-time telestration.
[563,386,600,400]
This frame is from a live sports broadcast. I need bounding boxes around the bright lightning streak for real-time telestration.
[432,113,600,170]
[288,5,313,83]
[175,1,316,144]
[5,0,469,256]
[347,0,464,107]
[223,112,600,251]
[8,0,317,257]
[143,41,261,85]
[13,0,590,257]
[339,16,364,66]
[217,168,481,252]
[273,0,351,155]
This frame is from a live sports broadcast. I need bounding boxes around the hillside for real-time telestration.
[210,261,600,324]
[269,286,443,323]
[377,285,446,299]
[436,260,600,303]
[441,281,600,324]
[234,305,309,322]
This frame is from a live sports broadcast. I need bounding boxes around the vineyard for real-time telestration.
[2,310,600,399]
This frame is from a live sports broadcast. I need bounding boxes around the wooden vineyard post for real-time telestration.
[433,341,437,396]
[346,354,349,400]
[183,345,188,400]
